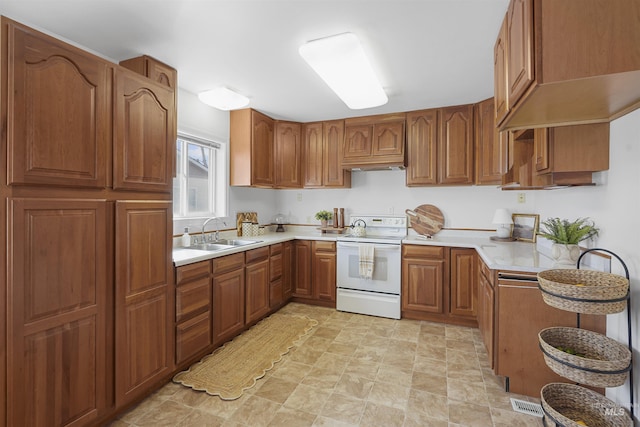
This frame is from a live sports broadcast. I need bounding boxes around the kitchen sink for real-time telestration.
[217,239,262,246]
[187,239,262,252]
[188,243,234,251]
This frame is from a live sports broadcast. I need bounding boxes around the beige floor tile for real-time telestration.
[359,401,405,427]
[312,415,357,426]
[411,370,448,396]
[403,412,449,427]
[447,377,490,406]
[376,364,413,387]
[445,338,478,353]
[197,393,250,419]
[320,392,366,425]
[335,373,374,400]
[134,400,193,427]
[170,386,212,408]
[270,359,313,383]
[267,406,317,427]
[352,345,387,363]
[326,341,359,356]
[406,388,449,421]
[491,407,542,426]
[343,359,380,380]
[176,408,225,427]
[283,384,332,414]
[414,354,447,376]
[253,376,298,404]
[227,395,281,427]
[367,381,411,410]
[311,326,342,341]
[448,400,494,427]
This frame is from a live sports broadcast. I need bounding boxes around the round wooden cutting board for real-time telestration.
[405,204,444,237]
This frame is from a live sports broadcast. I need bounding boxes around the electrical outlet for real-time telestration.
[296,193,303,202]
[518,193,526,203]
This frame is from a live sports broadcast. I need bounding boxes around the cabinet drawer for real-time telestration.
[245,246,269,264]
[176,276,211,322]
[270,252,283,281]
[478,257,493,285]
[212,252,244,274]
[314,241,335,252]
[176,311,211,365]
[270,243,283,255]
[176,260,211,286]
[402,244,445,259]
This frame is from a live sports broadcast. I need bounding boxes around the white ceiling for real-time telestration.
[1,0,509,123]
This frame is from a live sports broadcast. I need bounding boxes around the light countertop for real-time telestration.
[173,227,607,272]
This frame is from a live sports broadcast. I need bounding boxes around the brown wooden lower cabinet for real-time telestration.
[401,244,477,327]
[477,257,495,369]
[292,240,336,307]
[245,247,270,325]
[212,253,245,345]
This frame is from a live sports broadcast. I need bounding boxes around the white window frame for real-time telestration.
[173,132,227,219]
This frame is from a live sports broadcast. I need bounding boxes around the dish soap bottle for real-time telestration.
[181,227,191,247]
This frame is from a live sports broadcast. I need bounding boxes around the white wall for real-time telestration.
[178,94,640,413]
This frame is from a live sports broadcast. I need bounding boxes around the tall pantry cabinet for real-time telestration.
[1,16,176,427]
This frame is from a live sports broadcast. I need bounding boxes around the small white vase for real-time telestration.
[551,243,581,266]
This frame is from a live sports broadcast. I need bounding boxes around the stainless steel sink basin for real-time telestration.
[187,239,262,252]
[212,239,262,246]
[188,243,234,251]
[224,239,262,246]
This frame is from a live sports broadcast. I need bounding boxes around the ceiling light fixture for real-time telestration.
[197,87,249,111]
[299,32,388,110]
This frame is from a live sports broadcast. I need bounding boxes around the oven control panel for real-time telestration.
[349,214,407,229]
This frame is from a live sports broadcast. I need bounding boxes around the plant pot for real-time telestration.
[320,219,328,228]
[551,243,581,265]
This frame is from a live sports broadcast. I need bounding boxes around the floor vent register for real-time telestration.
[510,398,544,417]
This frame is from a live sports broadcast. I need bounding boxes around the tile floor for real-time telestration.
[109,303,543,426]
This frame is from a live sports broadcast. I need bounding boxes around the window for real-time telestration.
[173,133,226,218]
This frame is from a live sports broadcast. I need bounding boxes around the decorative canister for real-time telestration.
[251,222,259,236]
[242,221,252,237]
[258,226,265,235]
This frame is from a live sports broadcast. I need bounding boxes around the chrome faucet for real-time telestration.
[201,217,226,242]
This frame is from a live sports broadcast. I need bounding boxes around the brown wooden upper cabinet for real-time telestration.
[230,108,275,188]
[5,18,110,189]
[406,105,474,186]
[502,122,609,189]
[274,121,303,188]
[342,113,406,169]
[120,55,177,90]
[113,69,176,193]
[495,0,640,131]
[474,98,507,185]
[303,120,351,188]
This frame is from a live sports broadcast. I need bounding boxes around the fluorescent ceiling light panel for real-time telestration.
[299,32,388,109]
[198,87,249,110]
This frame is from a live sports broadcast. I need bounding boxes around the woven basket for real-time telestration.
[539,327,631,387]
[541,383,632,427]
[537,269,629,314]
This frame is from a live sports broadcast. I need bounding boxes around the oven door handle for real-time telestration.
[337,242,401,251]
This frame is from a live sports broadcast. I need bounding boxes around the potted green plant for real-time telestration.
[314,210,333,228]
[538,217,599,264]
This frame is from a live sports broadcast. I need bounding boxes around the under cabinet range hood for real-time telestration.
[350,165,405,172]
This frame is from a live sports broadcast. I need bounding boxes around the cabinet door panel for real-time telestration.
[506,0,534,106]
[7,22,108,188]
[314,252,336,302]
[213,267,245,344]
[439,105,474,184]
[475,98,506,185]
[115,201,173,406]
[113,70,175,192]
[176,311,212,365]
[373,120,404,157]
[323,120,350,187]
[343,125,372,159]
[7,198,107,426]
[246,260,270,324]
[450,248,477,318]
[176,276,211,322]
[304,122,324,187]
[293,241,312,297]
[494,15,509,124]
[275,121,302,188]
[282,242,294,300]
[251,110,275,187]
[402,259,444,314]
[406,110,438,185]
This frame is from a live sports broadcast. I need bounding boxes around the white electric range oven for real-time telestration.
[336,214,407,319]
